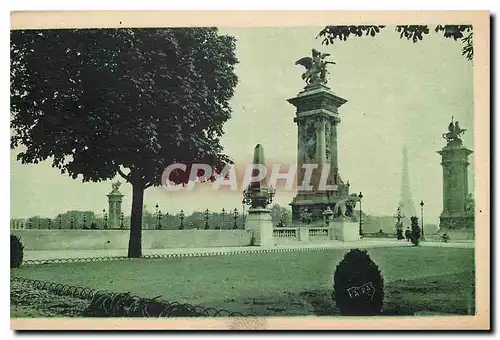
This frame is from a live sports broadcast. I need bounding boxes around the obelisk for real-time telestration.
[243,144,275,247]
[398,146,416,227]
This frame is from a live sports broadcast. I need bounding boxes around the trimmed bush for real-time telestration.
[11,235,24,268]
[410,216,421,246]
[333,248,384,316]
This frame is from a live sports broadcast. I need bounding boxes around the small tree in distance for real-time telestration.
[410,216,421,246]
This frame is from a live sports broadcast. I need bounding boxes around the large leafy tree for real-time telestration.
[11,28,238,257]
[318,25,473,61]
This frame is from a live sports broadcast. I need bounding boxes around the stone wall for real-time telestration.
[11,229,253,251]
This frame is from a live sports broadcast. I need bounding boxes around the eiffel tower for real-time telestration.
[398,146,416,227]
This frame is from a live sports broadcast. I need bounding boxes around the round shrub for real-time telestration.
[11,235,24,268]
[333,248,384,316]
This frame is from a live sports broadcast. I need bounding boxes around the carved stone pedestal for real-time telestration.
[331,220,360,241]
[107,185,124,229]
[245,208,274,248]
[437,133,474,231]
[288,83,350,223]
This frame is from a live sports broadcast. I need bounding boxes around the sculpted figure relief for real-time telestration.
[442,117,467,145]
[333,193,361,219]
[295,49,336,85]
[111,181,122,192]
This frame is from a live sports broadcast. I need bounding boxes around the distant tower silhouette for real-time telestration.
[399,146,416,226]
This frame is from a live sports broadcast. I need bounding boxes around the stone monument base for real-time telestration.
[245,208,274,248]
[331,220,360,241]
[439,214,475,230]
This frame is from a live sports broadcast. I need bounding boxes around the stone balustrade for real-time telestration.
[308,228,329,237]
[273,228,299,240]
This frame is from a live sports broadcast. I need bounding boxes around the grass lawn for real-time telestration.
[11,247,475,316]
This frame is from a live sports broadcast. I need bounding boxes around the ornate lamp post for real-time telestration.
[394,206,405,239]
[179,210,185,230]
[233,208,239,229]
[157,210,162,230]
[103,211,108,229]
[58,216,62,229]
[204,209,210,230]
[83,214,87,229]
[394,206,405,225]
[420,200,425,241]
[119,212,124,229]
[358,192,364,237]
[155,203,160,229]
[221,208,226,230]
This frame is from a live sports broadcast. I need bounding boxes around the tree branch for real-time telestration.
[117,168,131,181]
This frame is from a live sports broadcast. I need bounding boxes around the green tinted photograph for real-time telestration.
[10,13,487,330]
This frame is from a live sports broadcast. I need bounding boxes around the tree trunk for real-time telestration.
[128,181,145,258]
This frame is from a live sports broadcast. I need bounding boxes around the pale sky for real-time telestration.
[10,26,474,223]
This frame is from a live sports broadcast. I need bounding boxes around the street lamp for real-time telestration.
[179,210,185,230]
[394,206,405,239]
[103,211,108,229]
[233,208,239,229]
[420,200,425,241]
[221,208,226,230]
[58,216,62,229]
[120,212,124,229]
[83,214,87,229]
[394,206,405,224]
[38,219,42,229]
[358,192,364,237]
[204,209,210,230]
[155,204,160,229]
[165,212,169,229]
[70,217,74,229]
[157,210,162,230]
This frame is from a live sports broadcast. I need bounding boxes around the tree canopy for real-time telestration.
[11,27,239,257]
[318,25,473,61]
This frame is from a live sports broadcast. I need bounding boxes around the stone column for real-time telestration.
[107,183,124,229]
[438,144,473,229]
[288,83,348,222]
[317,117,327,164]
[246,208,274,248]
[244,144,275,248]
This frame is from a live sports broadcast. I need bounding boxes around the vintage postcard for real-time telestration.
[9,11,490,330]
